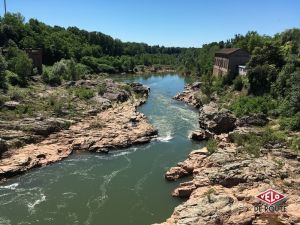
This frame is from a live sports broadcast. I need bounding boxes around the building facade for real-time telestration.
[24,48,43,74]
[213,48,250,77]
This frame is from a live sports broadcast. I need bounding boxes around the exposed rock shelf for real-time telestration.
[0,85,157,182]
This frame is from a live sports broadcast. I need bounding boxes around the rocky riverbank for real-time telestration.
[155,86,300,225]
[0,79,157,182]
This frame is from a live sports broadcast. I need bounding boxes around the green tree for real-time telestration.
[248,64,277,95]
[0,54,8,90]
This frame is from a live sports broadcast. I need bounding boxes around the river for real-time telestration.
[0,74,203,225]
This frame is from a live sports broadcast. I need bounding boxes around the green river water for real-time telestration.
[0,74,203,225]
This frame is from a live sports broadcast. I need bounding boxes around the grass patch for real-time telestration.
[97,83,107,96]
[279,112,300,131]
[206,139,218,155]
[89,119,106,129]
[230,128,287,157]
[73,87,95,100]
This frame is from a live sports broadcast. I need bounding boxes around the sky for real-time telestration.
[2,0,300,47]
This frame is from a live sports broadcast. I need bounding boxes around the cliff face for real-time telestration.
[156,86,300,225]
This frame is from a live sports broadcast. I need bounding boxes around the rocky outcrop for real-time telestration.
[173,82,203,108]
[3,101,20,110]
[0,101,157,182]
[237,113,269,127]
[199,102,236,134]
[189,129,213,141]
[129,82,150,97]
[156,131,300,225]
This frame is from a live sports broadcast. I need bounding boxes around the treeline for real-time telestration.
[0,13,183,87]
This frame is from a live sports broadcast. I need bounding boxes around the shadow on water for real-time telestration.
[0,74,203,225]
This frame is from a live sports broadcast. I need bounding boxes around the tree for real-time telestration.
[0,54,7,90]
[248,64,277,95]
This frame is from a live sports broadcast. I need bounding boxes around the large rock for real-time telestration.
[237,113,269,127]
[199,102,236,134]
[129,82,150,97]
[189,129,213,141]
[3,101,20,110]
[173,82,203,108]
[18,118,71,137]
[103,90,130,102]
[165,167,190,181]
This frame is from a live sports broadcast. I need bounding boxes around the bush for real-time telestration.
[230,95,278,117]
[233,76,243,91]
[97,83,107,95]
[206,139,218,155]
[5,70,20,86]
[8,50,33,87]
[230,129,287,157]
[0,54,7,90]
[248,64,277,95]
[73,87,95,100]
[120,84,132,93]
[291,137,300,154]
[280,112,300,131]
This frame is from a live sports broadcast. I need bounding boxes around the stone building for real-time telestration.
[213,48,250,77]
[24,48,43,74]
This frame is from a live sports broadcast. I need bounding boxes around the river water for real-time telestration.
[0,74,203,225]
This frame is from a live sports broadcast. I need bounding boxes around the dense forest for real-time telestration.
[0,13,299,133]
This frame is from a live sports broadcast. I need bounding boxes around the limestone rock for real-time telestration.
[237,113,269,127]
[3,101,20,110]
[189,129,213,141]
[173,82,203,108]
[165,167,190,181]
[199,102,236,134]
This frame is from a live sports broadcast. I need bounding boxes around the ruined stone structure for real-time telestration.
[24,48,43,74]
[213,48,250,77]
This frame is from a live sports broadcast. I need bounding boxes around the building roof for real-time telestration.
[215,48,241,55]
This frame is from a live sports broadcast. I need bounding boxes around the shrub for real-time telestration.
[121,84,132,93]
[52,60,69,80]
[0,54,8,90]
[97,83,107,95]
[6,70,20,86]
[291,137,300,154]
[233,76,243,91]
[74,87,95,100]
[280,112,300,131]
[248,64,277,95]
[8,86,26,101]
[230,95,278,117]
[206,139,218,155]
[8,50,33,87]
[230,129,287,157]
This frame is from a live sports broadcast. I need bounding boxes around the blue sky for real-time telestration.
[2,0,300,47]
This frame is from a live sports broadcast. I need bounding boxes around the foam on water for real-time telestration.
[0,183,19,190]
[27,193,46,214]
[156,132,174,142]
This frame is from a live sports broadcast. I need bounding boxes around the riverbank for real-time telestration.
[0,78,157,182]
[156,84,300,225]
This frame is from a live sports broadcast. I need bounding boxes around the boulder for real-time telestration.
[165,166,190,181]
[3,101,20,110]
[129,82,150,97]
[237,113,269,127]
[189,129,213,141]
[199,102,236,134]
[103,90,130,102]
[92,96,112,109]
